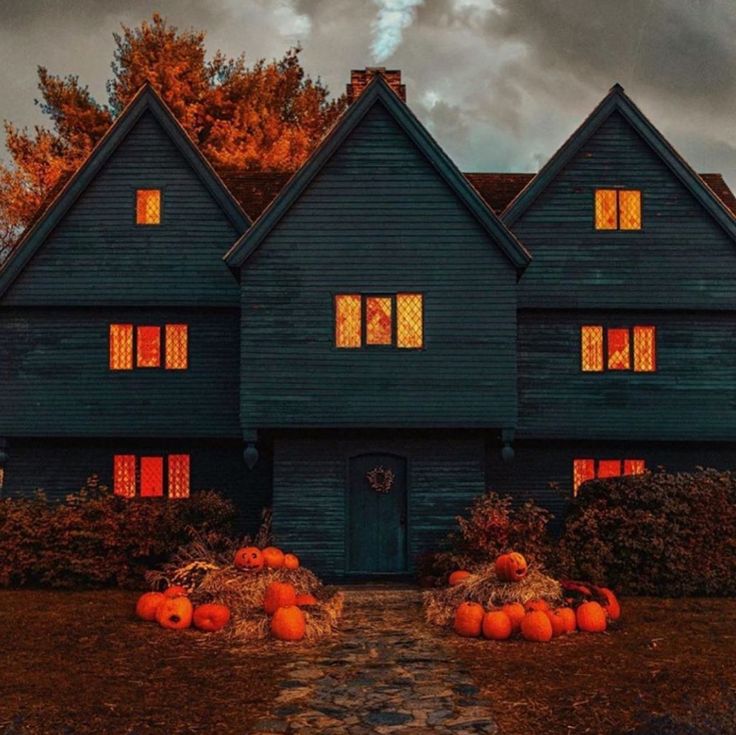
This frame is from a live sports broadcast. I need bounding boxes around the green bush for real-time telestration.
[416,491,554,586]
[557,468,736,596]
[0,475,237,588]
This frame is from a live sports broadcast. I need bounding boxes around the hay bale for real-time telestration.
[423,563,563,627]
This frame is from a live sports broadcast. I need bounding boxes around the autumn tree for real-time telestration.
[0,14,346,255]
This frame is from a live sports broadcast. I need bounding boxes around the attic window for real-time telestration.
[594,189,641,230]
[581,325,656,372]
[136,189,161,225]
[573,457,646,495]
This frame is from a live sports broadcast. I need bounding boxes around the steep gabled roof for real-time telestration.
[502,83,736,242]
[0,83,250,299]
[225,75,531,270]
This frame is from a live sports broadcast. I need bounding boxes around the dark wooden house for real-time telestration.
[1,69,734,577]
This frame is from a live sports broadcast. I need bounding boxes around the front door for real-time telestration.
[347,453,407,574]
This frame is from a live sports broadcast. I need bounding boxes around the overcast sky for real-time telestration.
[1,0,734,188]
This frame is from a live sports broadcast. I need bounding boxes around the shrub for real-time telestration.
[0,475,237,588]
[557,468,736,596]
[416,491,554,587]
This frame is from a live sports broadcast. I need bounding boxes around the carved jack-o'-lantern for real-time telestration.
[234,546,264,571]
[494,552,528,583]
[156,597,193,630]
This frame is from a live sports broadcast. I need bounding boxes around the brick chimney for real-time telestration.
[346,68,406,103]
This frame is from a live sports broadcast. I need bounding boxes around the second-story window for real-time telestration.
[581,325,656,372]
[109,323,189,371]
[595,189,641,230]
[136,189,161,225]
[335,293,423,349]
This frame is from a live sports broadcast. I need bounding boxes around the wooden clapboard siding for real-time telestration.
[240,101,518,429]
[0,307,240,437]
[514,111,736,309]
[517,310,736,440]
[3,109,240,307]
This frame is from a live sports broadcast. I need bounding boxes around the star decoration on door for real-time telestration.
[366,466,395,494]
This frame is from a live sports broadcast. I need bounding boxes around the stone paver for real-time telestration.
[251,587,496,734]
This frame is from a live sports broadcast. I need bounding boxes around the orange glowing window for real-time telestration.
[595,189,641,230]
[572,458,595,496]
[366,297,393,345]
[633,326,656,372]
[113,455,136,497]
[109,324,133,370]
[335,294,362,348]
[607,328,630,370]
[597,459,622,479]
[136,326,161,368]
[165,324,188,370]
[168,454,190,498]
[623,459,646,475]
[397,293,423,348]
[140,456,164,497]
[581,326,604,371]
[595,189,618,230]
[619,190,641,230]
[0,466,5,491]
[136,189,161,225]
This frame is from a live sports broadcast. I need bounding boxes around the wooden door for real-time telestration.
[347,453,407,573]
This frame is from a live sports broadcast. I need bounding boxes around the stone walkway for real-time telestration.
[251,587,497,735]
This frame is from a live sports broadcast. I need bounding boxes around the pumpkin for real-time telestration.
[520,611,553,642]
[449,570,471,586]
[156,597,193,630]
[193,603,231,632]
[599,587,621,621]
[135,591,165,622]
[262,547,285,569]
[234,546,264,571]
[525,599,550,613]
[295,593,318,607]
[482,610,513,641]
[453,602,485,638]
[495,552,528,583]
[577,601,607,633]
[545,610,567,637]
[263,581,297,615]
[163,585,188,599]
[271,605,306,642]
[501,602,526,633]
[556,607,577,633]
[283,553,300,570]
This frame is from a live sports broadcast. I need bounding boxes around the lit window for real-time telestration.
[136,189,161,225]
[581,326,604,372]
[0,466,5,491]
[140,456,164,497]
[168,454,190,498]
[113,455,136,497]
[574,457,647,495]
[136,326,161,368]
[607,328,630,370]
[633,326,656,372]
[397,293,423,348]
[109,324,133,370]
[623,459,646,475]
[366,297,393,345]
[597,459,622,478]
[595,189,641,230]
[165,324,188,370]
[572,458,595,496]
[335,294,362,348]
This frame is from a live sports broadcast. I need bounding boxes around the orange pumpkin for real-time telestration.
[482,610,513,640]
[556,607,577,633]
[262,547,285,569]
[283,553,300,570]
[135,591,165,622]
[156,597,193,630]
[495,552,528,583]
[599,587,621,621]
[501,602,526,633]
[545,610,566,637]
[521,611,553,642]
[577,601,607,633]
[163,585,188,599]
[453,602,485,638]
[234,546,264,571]
[192,603,231,632]
[449,570,472,586]
[263,581,297,615]
[525,599,550,613]
[295,593,318,607]
[271,605,306,641]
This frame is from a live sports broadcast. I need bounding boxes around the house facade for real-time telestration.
[1,69,734,577]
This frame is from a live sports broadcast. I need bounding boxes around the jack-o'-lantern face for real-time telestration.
[494,552,528,583]
[234,546,264,570]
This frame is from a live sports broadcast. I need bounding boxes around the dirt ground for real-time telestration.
[452,596,736,735]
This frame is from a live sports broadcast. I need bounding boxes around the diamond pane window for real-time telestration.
[136,326,161,368]
[168,454,190,498]
[595,189,618,230]
[0,466,5,491]
[607,328,630,370]
[140,456,164,497]
[581,325,604,371]
[597,459,622,479]
[623,459,646,475]
[109,324,133,370]
[136,189,161,225]
[633,325,656,372]
[113,455,136,498]
[573,458,595,496]
[397,293,423,348]
[366,297,393,345]
[165,324,188,370]
[619,190,642,230]
[335,294,362,348]
[595,188,642,230]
